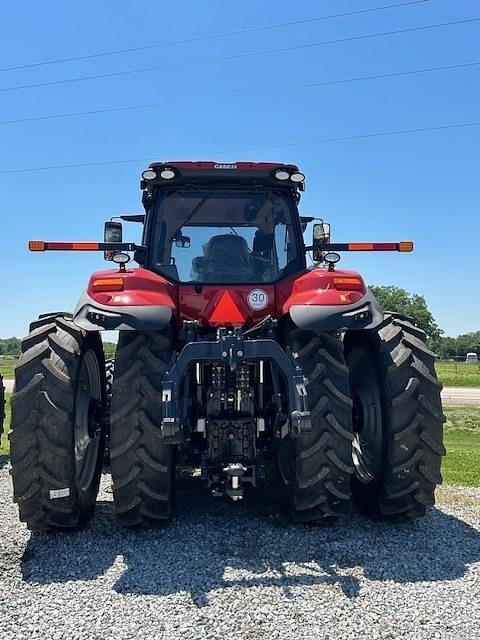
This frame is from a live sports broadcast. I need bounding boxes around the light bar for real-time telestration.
[315,242,414,252]
[29,241,138,252]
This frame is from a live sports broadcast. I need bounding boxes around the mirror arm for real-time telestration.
[133,246,146,265]
[119,214,145,223]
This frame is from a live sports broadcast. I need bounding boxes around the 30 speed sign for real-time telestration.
[247,289,268,310]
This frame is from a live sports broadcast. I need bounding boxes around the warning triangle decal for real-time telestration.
[208,290,246,325]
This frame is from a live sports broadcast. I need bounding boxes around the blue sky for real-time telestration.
[0,0,478,338]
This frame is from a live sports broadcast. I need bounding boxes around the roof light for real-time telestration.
[160,168,176,180]
[275,170,290,181]
[290,172,305,183]
[142,169,157,181]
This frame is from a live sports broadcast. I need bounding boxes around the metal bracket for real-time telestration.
[160,333,311,441]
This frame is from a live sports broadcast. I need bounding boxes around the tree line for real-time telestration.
[0,337,21,355]
[370,286,478,359]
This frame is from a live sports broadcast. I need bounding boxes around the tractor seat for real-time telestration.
[191,234,255,282]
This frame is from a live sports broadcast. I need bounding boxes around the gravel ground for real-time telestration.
[1,461,479,640]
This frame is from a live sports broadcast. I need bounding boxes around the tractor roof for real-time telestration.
[140,161,305,191]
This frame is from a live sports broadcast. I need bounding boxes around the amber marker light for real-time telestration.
[348,243,375,251]
[72,242,100,250]
[92,278,124,292]
[399,241,414,252]
[29,240,45,251]
[333,277,364,291]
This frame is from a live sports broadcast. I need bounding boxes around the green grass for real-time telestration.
[443,405,480,431]
[0,360,16,379]
[435,361,480,387]
[442,430,480,487]
[442,405,480,487]
[1,394,478,487]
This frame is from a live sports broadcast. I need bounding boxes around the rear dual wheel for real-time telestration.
[279,314,445,523]
[346,314,445,518]
[103,357,114,462]
[10,314,106,530]
[277,329,354,522]
[348,347,384,488]
[110,329,175,527]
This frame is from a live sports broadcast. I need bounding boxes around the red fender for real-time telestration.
[276,268,366,315]
[87,267,177,310]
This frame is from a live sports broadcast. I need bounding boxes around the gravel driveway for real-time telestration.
[1,462,479,640]
[441,386,480,406]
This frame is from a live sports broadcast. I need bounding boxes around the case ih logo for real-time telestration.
[214,163,237,169]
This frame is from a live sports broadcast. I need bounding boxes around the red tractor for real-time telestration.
[10,161,444,530]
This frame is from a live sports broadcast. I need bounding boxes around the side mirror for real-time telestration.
[312,222,331,261]
[104,221,123,260]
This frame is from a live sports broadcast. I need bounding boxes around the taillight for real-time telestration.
[333,277,365,291]
[92,278,124,292]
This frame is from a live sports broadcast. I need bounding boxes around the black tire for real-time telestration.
[102,358,114,463]
[110,329,175,527]
[10,313,106,530]
[346,313,445,518]
[105,358,114,398]
[277,328,354,522]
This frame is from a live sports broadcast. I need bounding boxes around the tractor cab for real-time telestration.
[138,162,307,285]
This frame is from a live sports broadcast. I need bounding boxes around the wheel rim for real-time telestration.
[349,349,383,484]
[74,349,102,492]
